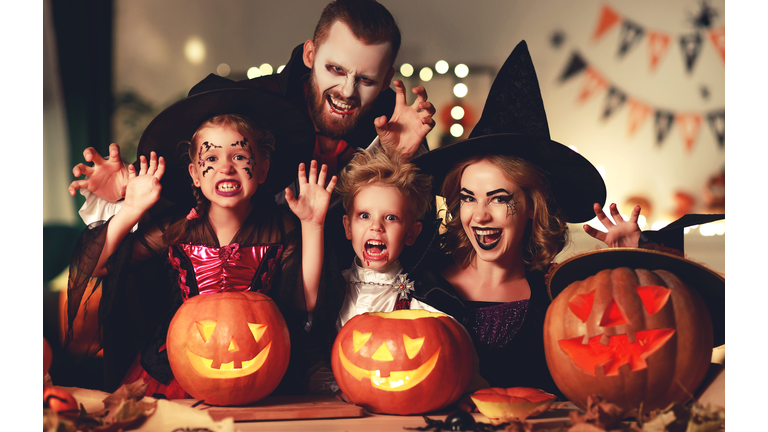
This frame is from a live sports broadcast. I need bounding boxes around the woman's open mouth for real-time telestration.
[473,228,502,250]
[215,180,242,197]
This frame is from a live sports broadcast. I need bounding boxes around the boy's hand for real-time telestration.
[68,143,130,202]
[285,160,337,227]
[122,152,165,215]
[375,80,436,161]
[583,203,642,248]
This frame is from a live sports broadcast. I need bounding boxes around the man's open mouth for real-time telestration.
[327,94,356,117]
[473,228,502,250]
[216,180,242,197]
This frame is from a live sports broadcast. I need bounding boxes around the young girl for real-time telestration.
[66,75,344,396]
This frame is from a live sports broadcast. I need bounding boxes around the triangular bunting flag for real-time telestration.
[707,110,725,148]
[680,32,703,74]
[618,20,645,57]
[559,52,588,82]
[654,110,675,145]
[709,26,725,63]
[676,113,702,152]
[602,87,627,119]
[627,99,651,137]
[593,4,621,41]
[578,67,607,103]
[647,31,671,71]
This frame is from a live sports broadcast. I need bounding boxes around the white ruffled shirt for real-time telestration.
[335,258,440,331]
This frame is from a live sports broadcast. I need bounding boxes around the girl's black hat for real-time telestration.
[136,74,316,208]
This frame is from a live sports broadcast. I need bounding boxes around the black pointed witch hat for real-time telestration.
[414,40,606,223]
[136,74,316,209]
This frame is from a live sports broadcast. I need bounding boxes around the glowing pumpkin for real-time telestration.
[166,292,290,406]
[544,267,712,414]
[471,387,557,425]
[331,310,473,414]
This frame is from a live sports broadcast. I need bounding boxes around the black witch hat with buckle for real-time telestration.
[413,40,606,223]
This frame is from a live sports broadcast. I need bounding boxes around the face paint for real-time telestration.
[202,166,214,177]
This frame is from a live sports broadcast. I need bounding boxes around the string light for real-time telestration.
[454,64,469,78]
[419,67,433,82]
[400,63,414,77]
[450,124,464,137]
[247,67,261,79]
[435,60,449,74]
[277,65,286,73]
[216,63,231,77]
[450,106,465,120]
[453,83,468,98]
[184,37,206,65]
[259,63,273,76]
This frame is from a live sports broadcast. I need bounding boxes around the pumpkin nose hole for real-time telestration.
[228,337,239,353]
[599,299,629,327]
[371,343,394,361]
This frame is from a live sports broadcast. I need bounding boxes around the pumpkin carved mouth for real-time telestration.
[185,342,272,379]
[337,344,440,391]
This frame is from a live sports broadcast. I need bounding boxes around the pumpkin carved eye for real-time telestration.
[567,285,672,325]
[353,330,372,353]
[196,320,216,342]
[248,323,267,342]
[403,335,425,359]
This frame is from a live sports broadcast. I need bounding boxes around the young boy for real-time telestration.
[334,145,440,330]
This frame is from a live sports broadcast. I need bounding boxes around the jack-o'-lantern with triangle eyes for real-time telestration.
[544,249,723,415]
[167,292,290,406]
[332,310,474,415]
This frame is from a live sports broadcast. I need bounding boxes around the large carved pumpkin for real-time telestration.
[332,310,473,414]
[544,266,713,414]
[167,292,290,406]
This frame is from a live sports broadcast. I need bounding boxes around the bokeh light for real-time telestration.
[184,37,206,65]
[419,67,433,82]
[435,60,449,74]
[400,63,414,77]
[453,83,468,98]
[259,63,273,76]
[216,63,231,77]
[450,124,464,137]
[247,67,261,79]
[450,106,465,120]
[455,63,469,78]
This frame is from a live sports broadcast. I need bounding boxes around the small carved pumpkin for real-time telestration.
[167,292,290,406]
[544,267,712,414]
[44,386,79,419]
[331,310,473,414]
[471,387,556,425]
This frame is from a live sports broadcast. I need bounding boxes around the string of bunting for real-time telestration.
[558,51,725,152]
[592,3,724,73]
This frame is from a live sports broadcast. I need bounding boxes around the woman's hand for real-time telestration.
[583,203,642,248]
[68,143,130,201]
[285,160,337,227]
[122,152,165,216]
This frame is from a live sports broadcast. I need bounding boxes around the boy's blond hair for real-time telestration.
[336,146,433,221]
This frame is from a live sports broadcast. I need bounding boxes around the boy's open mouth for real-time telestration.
[327,94,356,117]
[215,180,242,197]
[363,240,388,261]
[473,228,502,250]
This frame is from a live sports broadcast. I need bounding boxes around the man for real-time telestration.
[69,0,434,216]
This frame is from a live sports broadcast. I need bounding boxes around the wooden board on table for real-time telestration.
[172,395,365,421]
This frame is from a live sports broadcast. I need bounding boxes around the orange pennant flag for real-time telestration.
[578,68,607,103]
[592,4,621,41]
[676,113,702,152]
[647,31,671,71]
[709,26,725,63]
[627,99,651,137]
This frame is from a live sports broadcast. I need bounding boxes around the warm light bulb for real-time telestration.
[453,83,468,98]
[400,63,414,77]
[259,63,273,76]
[277,65,285,73]
[419,67,433,81]
[450,124,464,137]
[216,63,231,77]
[247,67,261,79]
[455,63,469,78]
[450,106,465,120]
[435,60,449,74]
[637,215,646,229]
[184,37,206,65]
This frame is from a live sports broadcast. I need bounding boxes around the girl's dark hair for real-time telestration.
[439,154,568,271]
[163,114,275,245]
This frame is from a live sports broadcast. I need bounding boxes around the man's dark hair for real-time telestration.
[313,0,401,66]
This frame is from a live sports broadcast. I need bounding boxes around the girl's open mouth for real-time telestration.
[215,180,242,197]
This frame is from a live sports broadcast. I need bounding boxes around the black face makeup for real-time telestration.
[460,188,520,219]
[201,166,214,177]
[197,141,223,170]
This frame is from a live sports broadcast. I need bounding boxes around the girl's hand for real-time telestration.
[583,203,642,248]
[123,152,165,215]
[375,80,436,161]
[285,160,337,227]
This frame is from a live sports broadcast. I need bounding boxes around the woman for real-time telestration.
[411,41,639,397]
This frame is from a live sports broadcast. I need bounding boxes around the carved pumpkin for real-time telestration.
[331,310,473,414]
[544,267,712,414]
[44,386,79,418]
[471,387,556,424]
[44,337,52,377]
[167,292,290,406]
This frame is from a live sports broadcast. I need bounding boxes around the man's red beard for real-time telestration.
[307,72,371,140]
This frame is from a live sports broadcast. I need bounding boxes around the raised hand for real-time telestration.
[285,160,337,227]
[68,143,130,202]
[583,203,642,248]
[122,152,165,216]
[375,80,436,161]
